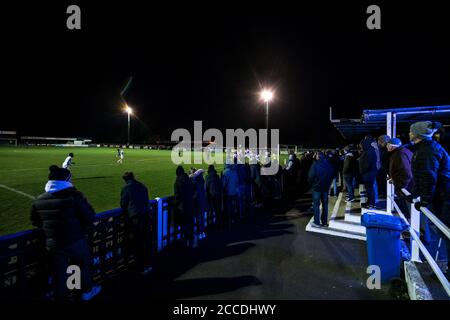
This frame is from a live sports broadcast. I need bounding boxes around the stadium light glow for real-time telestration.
[260,89,273,102]
[125,106,133,114]
[260,89,274,130]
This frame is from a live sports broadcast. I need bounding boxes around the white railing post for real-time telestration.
[410,198,422,262]
[386,112,392,214]
[155,197,163,252]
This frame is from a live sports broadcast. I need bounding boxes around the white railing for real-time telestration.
[388,188,450,296]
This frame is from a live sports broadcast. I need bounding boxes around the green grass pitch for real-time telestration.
[0,147,225,236]
[0,146,289,236]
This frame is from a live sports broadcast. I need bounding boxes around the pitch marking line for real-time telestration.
[0,184,36,200]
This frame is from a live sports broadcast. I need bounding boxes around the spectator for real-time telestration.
[189,168,208,239]
[120,171,152,275]
[30,165,101,300]
[205,165,223,227]
[174,166,197,248]
[342,146,358,202]
[284,153,298,199]
[327,150,340,197]
[386,138,413,218]
[308,152,335,228]
[222,164,240,226]
[410,121,450,275]
[370,138,381,203]
[434,126,450,153]
[249,156,262,207]
[377,135,391,199]
[359,137,379,209]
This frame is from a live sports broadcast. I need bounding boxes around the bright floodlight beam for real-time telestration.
[260,89,274,130]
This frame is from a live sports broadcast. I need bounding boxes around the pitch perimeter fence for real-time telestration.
[0,196,216,299]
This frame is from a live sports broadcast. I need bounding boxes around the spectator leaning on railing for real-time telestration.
[30,165,101,300]
[174,166,197,248]
[409,121,450,276]
[120,171,152,275]
[386,138,413,218]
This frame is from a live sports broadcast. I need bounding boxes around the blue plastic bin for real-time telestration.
[361,213,408,283]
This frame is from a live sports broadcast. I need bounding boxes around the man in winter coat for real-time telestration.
[30,165,101,300]
[386,138,413,218]
[222,164,239,226]
[189,168,208,239]
[174,166,196,247]
[342,146,358,202]
[410,121,450,275]
[205,165,223,227]
[377,135,391,199]
[120,171,152,274]
[359,137,379,209]
[308,152,335,227]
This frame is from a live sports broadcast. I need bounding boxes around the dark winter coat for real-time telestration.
[307,158,335,192]
[205,169,222,200]
[120,179,150,218]
[342,152,358,177]
[412,138,450,204]
[30,187,95,249]
[359,138,378,183]
[174,173,196,219]
[191,170,208,214]
[388,147,413,192]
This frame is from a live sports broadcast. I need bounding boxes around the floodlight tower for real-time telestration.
[260,89,274,131]
[124,106,133,145]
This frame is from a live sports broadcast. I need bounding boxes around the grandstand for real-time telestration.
[0,131,17,146]
[20,136,92,147]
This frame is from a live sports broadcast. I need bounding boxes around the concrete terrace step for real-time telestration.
[306,219,366,241]
[329,220,366,235]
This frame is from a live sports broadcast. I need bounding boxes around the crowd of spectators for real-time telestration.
[28,121,450,300]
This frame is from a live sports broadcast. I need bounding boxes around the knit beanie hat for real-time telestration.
[410,121,441,139]
[48,165,72,181]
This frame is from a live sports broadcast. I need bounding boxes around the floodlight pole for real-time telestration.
[127,112,130,145]
[266,100,269,131]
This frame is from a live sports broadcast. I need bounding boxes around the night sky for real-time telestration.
[2,1,450,147]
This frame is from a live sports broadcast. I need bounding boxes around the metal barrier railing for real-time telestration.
[0,196,218,299]
[388,188,450,296]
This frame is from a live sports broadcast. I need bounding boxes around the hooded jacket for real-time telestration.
[30,185,95,249]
